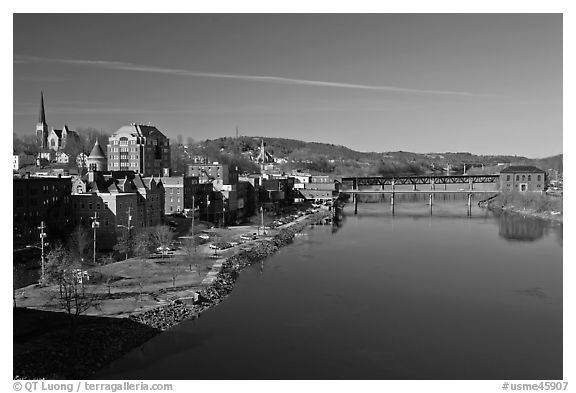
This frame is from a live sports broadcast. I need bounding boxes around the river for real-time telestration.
[98,195,563,380]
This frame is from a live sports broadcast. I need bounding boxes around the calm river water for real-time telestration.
[99,195,563,380]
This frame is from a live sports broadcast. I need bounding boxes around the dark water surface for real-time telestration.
[99,197,562,380]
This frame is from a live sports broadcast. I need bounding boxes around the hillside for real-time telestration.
[170,136,562,177]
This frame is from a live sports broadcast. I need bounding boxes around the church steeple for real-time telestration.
[36,91,49,149]
[38,91,47,125]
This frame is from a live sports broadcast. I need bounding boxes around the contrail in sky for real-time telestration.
[15,55,480,97]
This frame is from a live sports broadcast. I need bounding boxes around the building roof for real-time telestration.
[51,129,63,138]
[500,165,545,173]
[160,176,184,186]
[113,124,167,139]
[299,189,333,199]
[89,140,106,159]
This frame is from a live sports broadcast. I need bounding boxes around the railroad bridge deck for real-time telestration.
[340,175,499,188]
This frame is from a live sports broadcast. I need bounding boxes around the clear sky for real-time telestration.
[13,13,562,157]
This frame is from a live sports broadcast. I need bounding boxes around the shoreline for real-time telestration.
[14,209,332,379]
[128,209,332,330]
[484,199,563,224]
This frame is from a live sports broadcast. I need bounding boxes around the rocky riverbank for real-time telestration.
[484,194,563,223]
[129,210,331,330]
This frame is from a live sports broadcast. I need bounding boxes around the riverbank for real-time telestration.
[13,209,332,379]
[483,193,563,223]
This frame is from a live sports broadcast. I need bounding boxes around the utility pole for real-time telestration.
[261,204,266,235]
[38,221,46,284]
[92,212,100,266]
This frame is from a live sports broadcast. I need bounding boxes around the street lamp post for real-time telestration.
[38,221,46,284]
[91,212,100,266]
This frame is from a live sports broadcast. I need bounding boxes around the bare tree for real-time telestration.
[133,228,155,258]
[68,224,90,263]
[182,236,199,272]
[153,225,174,259]
[45,244,98,337]
[170,258,184,288]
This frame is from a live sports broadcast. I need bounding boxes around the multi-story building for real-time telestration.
[161,176,199,214]
[71,171,165,249]
[13,174,72,247]
[187,162,237,189]
[107,123,171,177]
[499,166,546,192]
[13,153,36,171]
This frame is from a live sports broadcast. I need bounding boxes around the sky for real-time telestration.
[13,13,562,158]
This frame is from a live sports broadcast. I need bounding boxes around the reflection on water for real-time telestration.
[97,198,562,380]
[498,214,545,242]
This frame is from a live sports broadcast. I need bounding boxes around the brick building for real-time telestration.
[499,166,546,192]
[13,174,72,247]
[187,162,238,190]
[162,176,200,214]
[71,171,165,249]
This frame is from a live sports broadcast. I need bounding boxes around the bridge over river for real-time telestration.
[338,174,501,215]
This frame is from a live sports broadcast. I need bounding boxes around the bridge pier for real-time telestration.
[444,183,447,191]
[429,193,433,216]
[354,194,358,215]
[467,193,472,216]
[413,183,417,191]
[391,192,395,216]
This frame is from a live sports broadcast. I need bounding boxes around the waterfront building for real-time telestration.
[162,176,200,214]
[72,171,165,249]
[13,152,36,171]
[298,189,334,203]
[107,123,171,177]
[499,166,546,192]
[13,173,72,247]
[187,162,238,190]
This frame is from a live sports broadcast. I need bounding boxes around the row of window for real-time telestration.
[505,174,542,182]
[112,139,137,145]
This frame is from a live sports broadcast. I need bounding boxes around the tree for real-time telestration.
[68,224,90,263]
[170,258,184,288]
[114,227,135,260]
[133,228,155,258]
[182,236,199,272]
[45,244,97,336]
[153,225,173,259]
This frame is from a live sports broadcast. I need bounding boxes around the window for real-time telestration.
[528,175,531,181]
[537,175,541,181]
[516,175,520,181]
[506,175,510,181]
[522,175,526,181]
[89,202,93,210]
[97,203,101,210]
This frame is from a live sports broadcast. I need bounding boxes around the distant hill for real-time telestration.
[171,135,562,176]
